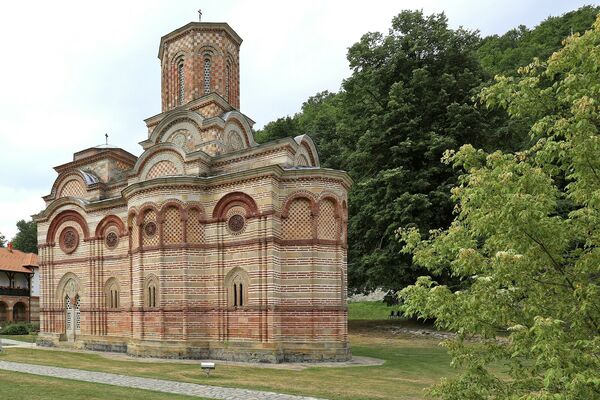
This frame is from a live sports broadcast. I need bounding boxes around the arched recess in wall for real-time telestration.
[137,204,160,247]
[104,277,120,309]
[316,194,342,241]
[95,215,127,238]
[144,274,159,308]
[46,210,90,246]
[186,203,205,244]
[127,210,139,250]
[222,112,257,147]
[160,201,185,245]
[49,170,99,200]
[294,135,320,167]
[56,272,83,301]
[134,144,186,181]
[225,267,249,308]
[212,192,259,221]
[281,192,317,241]
[147,111,204,146]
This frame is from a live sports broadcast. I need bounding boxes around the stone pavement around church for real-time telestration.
[0,360,325,400]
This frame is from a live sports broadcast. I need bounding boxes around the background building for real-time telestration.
[35,20,351,362]
[0,244,40,324]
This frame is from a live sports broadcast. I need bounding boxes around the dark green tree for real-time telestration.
[343,10,513,292]
[255,116,301,144]
[11,220,37,254]
[0,232,6,247]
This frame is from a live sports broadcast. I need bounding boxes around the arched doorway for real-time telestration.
[64,294,81,340]
[57,274,82,341]
[12,302,27,322]
[0,302,7,323]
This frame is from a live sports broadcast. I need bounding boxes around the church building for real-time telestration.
[34,20,351,362]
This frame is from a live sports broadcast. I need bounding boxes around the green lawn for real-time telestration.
[0,319,455,400]
[0,370,208,400]
[348,300,397,320]
[0,334,38,343]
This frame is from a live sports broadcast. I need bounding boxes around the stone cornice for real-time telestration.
[35,196,127,223]
[142,94,255,138]
[122,165,352,200]
[158,22,243,60]
[54,149,137,174]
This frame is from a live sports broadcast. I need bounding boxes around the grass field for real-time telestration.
[0,334,38,343]
[0,316,454,400]
[0,370,206,400]
[348,300,398,320]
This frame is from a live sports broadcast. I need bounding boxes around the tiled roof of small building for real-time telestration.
[0,247,38,273]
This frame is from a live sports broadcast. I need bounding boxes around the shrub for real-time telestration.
[25,323,40,333]
[0,323,29,335]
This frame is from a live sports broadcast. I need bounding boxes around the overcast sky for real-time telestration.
[0,0,594,240]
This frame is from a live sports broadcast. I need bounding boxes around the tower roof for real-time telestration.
[158,22,243,60]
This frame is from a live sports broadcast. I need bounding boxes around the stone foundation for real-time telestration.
[36,333,351,363]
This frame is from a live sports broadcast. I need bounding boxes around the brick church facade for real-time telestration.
[35,21,351,362]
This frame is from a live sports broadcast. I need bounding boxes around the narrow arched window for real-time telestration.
[177,60,185,105]
[147,285,157,308]
[145,275,159,309]
[105,280,119,309]
[226,269,249,309]
[225,62,231,101]
[203,57,211,94]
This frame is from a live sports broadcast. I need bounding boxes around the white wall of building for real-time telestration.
[30,267,40,296]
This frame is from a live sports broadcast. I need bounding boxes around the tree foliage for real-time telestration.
[400,16,600,399]
[477,5,599,76]
[11,220,37,254]
[0,232,5,247]
[260,10,519,292]
[256,6,597,294]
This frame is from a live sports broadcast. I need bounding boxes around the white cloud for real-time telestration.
[0,0,590,239]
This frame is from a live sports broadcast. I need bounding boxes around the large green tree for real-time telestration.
[400,16,600,399]
[341,11,515,292]
[0,232,6,247]
[11,220,37,254]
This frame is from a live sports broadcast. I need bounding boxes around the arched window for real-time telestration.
[225,61,231,101]
[177,59,185,105]
[203,57,211,94]
[145,275,159,308]
[105,279,119,309]
[225,268,249,308]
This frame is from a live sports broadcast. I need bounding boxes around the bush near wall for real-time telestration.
[0,322,39,335]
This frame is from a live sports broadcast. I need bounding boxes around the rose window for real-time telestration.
[227,214,245,234]
[60,227,79,254]
[105,231,119,249]
[144,222,157,237]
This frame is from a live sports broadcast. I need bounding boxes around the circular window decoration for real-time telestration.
[144,221,157,237]
[227,214,245,234]
[60,227,79,254]
[105,231,119,249]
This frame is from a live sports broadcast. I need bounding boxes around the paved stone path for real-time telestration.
[0,361,326,400]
